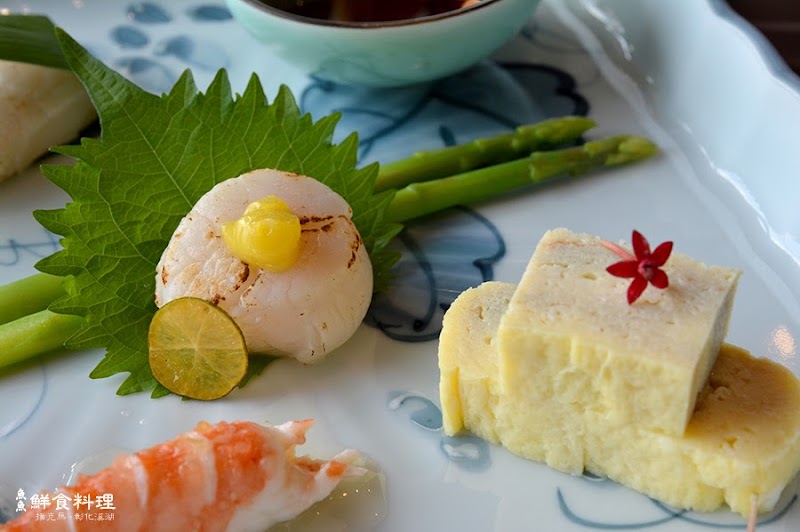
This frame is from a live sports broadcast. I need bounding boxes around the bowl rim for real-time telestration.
[235,0,505,29]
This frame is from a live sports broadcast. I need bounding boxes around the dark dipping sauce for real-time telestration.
[258,0,476,23]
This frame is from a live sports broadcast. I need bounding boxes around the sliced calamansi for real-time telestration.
[148,297,248,400]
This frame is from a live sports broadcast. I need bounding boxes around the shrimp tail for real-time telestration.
[274,418,314,446]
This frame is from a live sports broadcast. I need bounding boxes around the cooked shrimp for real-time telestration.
[2,420,361,531]
[155,169,373,364]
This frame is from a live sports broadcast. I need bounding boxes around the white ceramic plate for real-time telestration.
[1,0,799,530]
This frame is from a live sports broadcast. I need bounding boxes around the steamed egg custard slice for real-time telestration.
[155,168,373,364]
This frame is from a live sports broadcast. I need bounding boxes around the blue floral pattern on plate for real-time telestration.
[387,391,491,472]
[107,2,232,93]
[0,230,59,267]
[557,489,797,530]
[367,208,505,341]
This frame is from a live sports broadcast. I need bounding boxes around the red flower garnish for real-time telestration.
[601,230,673,304]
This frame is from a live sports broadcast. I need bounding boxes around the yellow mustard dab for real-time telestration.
[221,195,301,271]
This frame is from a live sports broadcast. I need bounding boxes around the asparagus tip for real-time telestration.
[619,136,659,159]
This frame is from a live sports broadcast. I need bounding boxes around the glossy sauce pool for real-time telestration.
[267,458,387,531]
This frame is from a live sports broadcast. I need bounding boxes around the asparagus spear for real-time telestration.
[386,135,658,223]
[375,116,596,192]
[0,309,84,369]
[0,272,65,325]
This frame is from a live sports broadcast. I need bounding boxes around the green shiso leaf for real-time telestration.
[0,15,67,69]
[33,29,400,397]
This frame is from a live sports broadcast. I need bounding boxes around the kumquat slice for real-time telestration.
[148,297,248,400]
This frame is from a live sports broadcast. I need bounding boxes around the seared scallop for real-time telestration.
[155,168,373,363]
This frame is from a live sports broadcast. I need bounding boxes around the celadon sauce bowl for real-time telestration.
[224,0,542,87]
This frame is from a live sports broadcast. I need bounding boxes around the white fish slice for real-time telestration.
[0,60,96,182]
